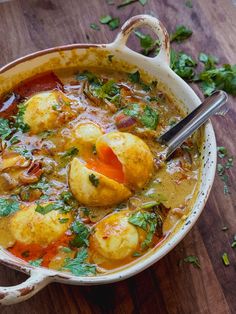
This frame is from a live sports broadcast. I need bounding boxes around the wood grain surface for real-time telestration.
[0,0,235,313]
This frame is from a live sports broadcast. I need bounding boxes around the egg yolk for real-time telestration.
[86,145,125,183]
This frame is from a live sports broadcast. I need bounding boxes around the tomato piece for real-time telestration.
[14,71,63,98]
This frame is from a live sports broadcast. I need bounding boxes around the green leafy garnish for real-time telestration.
[185,0,193,8]
[199,53,218,70]
[128,71,141,83]
[128,211,158,249]
[99,15,120,30]
[63,248,96,276]
[90,23,100,31]
[198,64,236,96]
[108,54,114,62]
[134,31,159,55]
[12,146,32,159]
[231,235,236,248]
[140,105,159,130]
[133,251,142,257]
[170,49,197,80]
[183,255,201,268]
[91,80,120,102]
[29,258,43,267]
[123,103,140,117]
[99,15,112,24]
[76,71,99,83]
[170,25,192,43]
[35,202,64,215]
[139,0,147,5]
[217,146,228,159]
[117,0,137,8]
[14,103,30,133]
[222,252,230,266]
[59,218,69,224]
[0,199,19,217]
[29,177,50,190]
[80,207,90,217]
[70,221,90,247]
[61,147,79,159]
[0,118,12,140]
[89,173,99,187]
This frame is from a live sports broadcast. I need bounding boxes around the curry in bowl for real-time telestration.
[0,68,201,276]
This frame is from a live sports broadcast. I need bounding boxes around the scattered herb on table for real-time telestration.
[231,235,236,248]
[185,0,193,8]
[90,23,100,31]
[170,25,193,43]
[76,71,99,83]
[117,0,147,8]
[183,255,201,268]
[63,247,96,276]
[99,15,120,30]
[222,252,230,266]
[134,30,159,55]
[217,146,228,159]
[217,146,233,194]
[29,258,43,267]
[199,52,218,70]
[0,199,19,217]
[89,173,100,187]
[170,49,197,80]
[70,221,90,247]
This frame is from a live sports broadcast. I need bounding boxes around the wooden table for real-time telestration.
[0,0,235,313]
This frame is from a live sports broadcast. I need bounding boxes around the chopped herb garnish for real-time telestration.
[139,0,147,5]
[123,103,140,118]
[12,146,32,159]
[128,211,158,249]
[170,25,192,43]
[128,70,141,83]
[70,221,90,247]
[133,251,142,257]
[183,255,201,268]
[185,0,193,8]
[80,207,90,217]
[90,80,120,103]
[90,23,100,31]
[170,49,197,80]
[63,247,96,276]
[29,258,43,267]
[134,30,159,55]
[60,247,72,253]
[61,147,79,159]
[76,71,99,83]
[99,15,112,24]
[198,64,236,96]
[217,146,228,158]
[222,252,230,266]
[29,177,50,190]
[140,105,159,130]
[0,199,19,217]
[9,135,20,144]
[199,53,218,70]
[14,103,30,133]
[59,218,69,224]
[140,201,159,209]
[35,202,64,215]
[0,118,12,141]
[117,0,137,7]
[231,235,236,248]
[89,173,99,187]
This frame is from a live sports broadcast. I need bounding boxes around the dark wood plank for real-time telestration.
[0,0,235,313]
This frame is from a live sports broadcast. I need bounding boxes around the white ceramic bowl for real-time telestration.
[0,15,216,305]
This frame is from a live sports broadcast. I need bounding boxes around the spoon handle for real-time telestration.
[158,90,228,159]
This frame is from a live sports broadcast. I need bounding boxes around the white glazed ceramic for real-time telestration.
[0,15,217,305]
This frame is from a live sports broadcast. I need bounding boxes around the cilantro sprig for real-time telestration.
[0,199,20,217]
[70,221,90,248]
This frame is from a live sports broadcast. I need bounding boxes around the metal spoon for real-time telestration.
[157,90,228,160]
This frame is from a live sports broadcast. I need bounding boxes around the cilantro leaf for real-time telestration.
[140,105,159,130]
[170,49,197,80]
[99,15,112,24]
[70,221,90,247]
[139,0,147,5]
[123,103,140,117]
[29,177,50,190]
[29,258,43,267]
[61,147,79,159]
[117,0,137,8]
[134,30,159,55]
[217,146,228,159]
[128,71,141,83]
[222,252,230,266]
[59,218,69,224]
[0,118,12,140]
[35,202,64,215]
[0,199,19,217]
[183,255,201,268]
[128,211,159,249]
[63,248,96,276]
[199,52,218,70]
[231,235,236,248]
[89,173,99,187]
[170,25,192,43]
[198,64,236,96]
[90,23,100,31]
[12,145,32,159]
[76,71,99,83]
[185,0,193,8]
[14,103,30,133]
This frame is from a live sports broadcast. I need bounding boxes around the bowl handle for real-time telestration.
[111,14,170,65]
[0,269,50,305]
